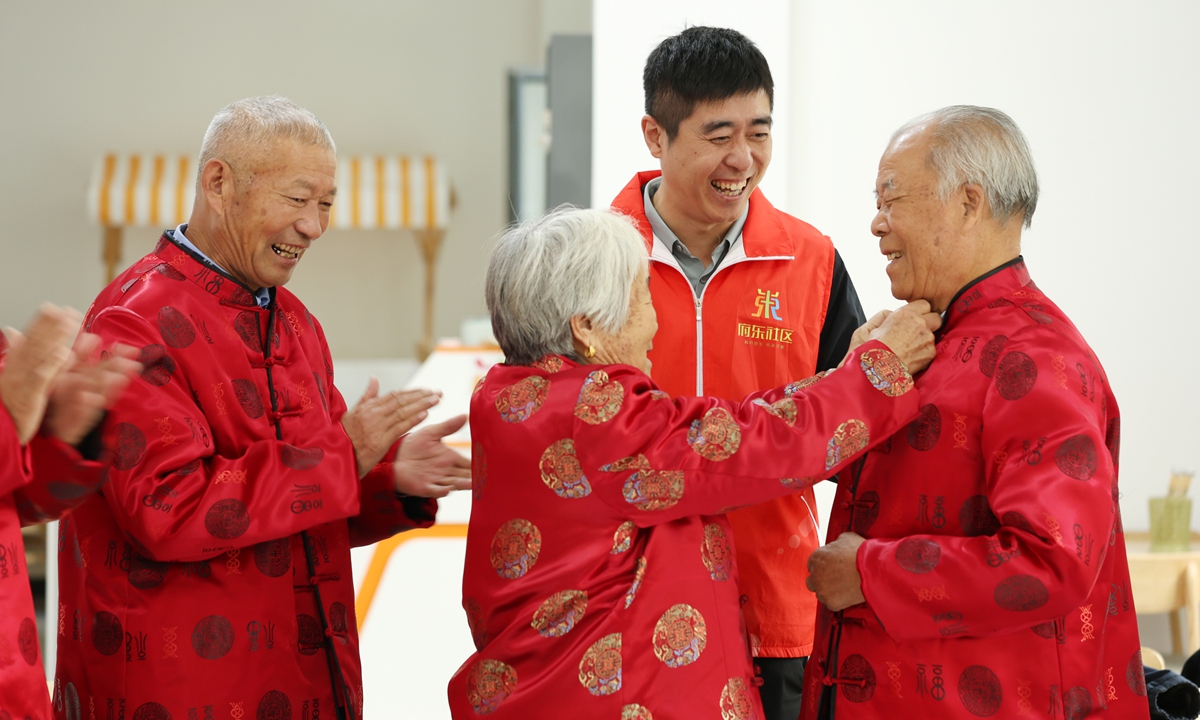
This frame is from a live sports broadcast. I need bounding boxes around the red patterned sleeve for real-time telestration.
[0,395,32,498]
[572,340,921,525]
[88,307,364,563]
[1,341,107,520]
[14,432,107,524]
[858,325,1116,640]
[306,329,438,548]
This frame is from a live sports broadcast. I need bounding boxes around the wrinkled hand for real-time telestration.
[394,414,472,498]
[44,336,141,446]
[839,309,893,368]
[342,377,442,478]
[0,304,80,444]
[870,300,941,374]
[806,532,867,611]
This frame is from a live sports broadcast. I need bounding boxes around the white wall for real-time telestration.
[593,0,1200,562]
[591,0,791,208]
[593,0,1200,661]
[787,0,1200,534]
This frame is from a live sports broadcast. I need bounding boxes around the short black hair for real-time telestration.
[643,26,774,140]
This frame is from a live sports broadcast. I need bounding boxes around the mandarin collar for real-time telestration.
[938,256,1030,335]
[151,234,266,309]
[510,354,577,374]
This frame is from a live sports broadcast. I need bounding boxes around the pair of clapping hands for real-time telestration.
[0,304,141,450]
[0,305,471,497]
[340,378,471,498]
[809,300,942,611]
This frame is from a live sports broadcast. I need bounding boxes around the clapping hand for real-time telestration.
[44,334,141,446]
[342,377,442,478]
[394,414,472,498]
[0,304,79,445]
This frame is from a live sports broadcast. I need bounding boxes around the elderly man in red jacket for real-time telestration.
[609,27,866,720]
[802,106,1146,720]
[54,96,470,720]
[1,304,139,719]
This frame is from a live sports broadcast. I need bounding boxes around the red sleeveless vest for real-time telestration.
[612,171,836,656]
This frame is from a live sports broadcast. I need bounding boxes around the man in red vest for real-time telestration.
[610,26,866,720]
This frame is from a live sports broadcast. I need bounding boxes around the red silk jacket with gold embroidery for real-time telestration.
[54,235,436,720]
[613,171,842,658]
[1,331,109,720]
[802,260,1147,720]
[449,341,919,719]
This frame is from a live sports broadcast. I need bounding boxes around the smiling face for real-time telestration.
[871,128,978,313]
[646,90,772,233]
[209,138,337,289]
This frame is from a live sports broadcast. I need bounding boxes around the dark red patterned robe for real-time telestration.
[803,259,1148,720]
[54,235,436,719]
[449,341,920,719]
[1,332,109,720]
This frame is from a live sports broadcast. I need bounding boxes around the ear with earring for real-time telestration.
[584,345,596,359]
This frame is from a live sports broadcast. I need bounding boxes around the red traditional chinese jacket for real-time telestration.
[803,259,1147,720]
[612,171,845,658]
[54,235,436,720]
[1,331,110,720]
[449,340,920,719]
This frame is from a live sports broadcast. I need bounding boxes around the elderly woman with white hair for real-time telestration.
[448,208,939,719]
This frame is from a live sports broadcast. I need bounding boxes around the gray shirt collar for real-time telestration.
[643,177,748,295]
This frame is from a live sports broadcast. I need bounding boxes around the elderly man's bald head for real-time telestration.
[890,105,1038,230]
[196,96,336,190]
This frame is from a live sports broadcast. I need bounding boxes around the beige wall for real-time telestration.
[0,0,587,359]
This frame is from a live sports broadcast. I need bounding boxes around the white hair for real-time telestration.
[197,96,335,187]
[487,207,649,365]
[893,105,1039,229]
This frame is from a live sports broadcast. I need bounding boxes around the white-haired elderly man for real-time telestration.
[801,106,1147,720]
[54,97,470,720]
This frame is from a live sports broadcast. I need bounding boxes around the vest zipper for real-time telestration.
[694,297,703,396]
[650,246,794,397]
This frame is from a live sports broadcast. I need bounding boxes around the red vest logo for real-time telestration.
[739,288,792,346]
[752,289,783,321]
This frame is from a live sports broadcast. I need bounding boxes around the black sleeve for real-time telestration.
[814,249,867,372]
[75,416,107,461]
